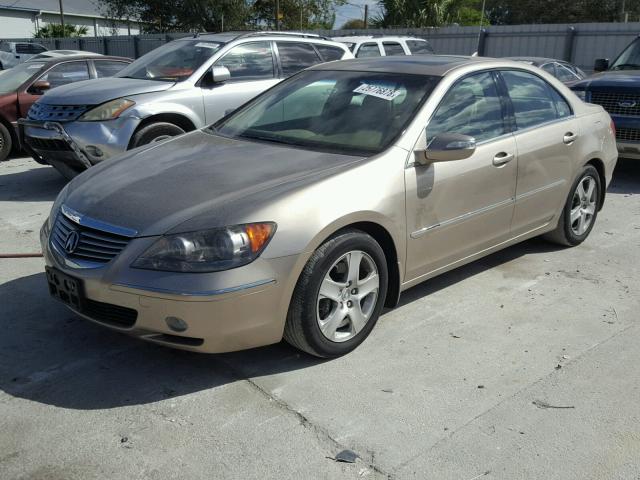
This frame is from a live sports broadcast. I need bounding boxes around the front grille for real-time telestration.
[28,103,90,121]
[25,136,71,151]
[590,91,640,117]
[83,299,138,328]
[616,127,640,143]
[51,213,130,264]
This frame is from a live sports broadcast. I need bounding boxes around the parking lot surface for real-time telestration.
[1,156,639,479]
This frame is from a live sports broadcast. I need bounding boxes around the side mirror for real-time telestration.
[211,66,231,84]
[28,80,51,94]
[415,133,476,165]
[593,58,609,72]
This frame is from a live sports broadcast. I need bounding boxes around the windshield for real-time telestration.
[212,70,439,155]
[0,62,44,94]
[116,39,224,82]
[611,38,640,70]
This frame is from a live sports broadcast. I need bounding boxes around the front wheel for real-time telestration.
[544,165,601,246]
[0,123,12,162]
[284,230,388,358]
[130,122,185,149]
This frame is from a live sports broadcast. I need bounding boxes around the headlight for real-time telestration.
[79,98,135,121]
[573,90,588,102]
[131,223,276,273]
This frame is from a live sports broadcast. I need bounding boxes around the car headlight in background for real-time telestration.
[132,223,276,272]
[573,90,588,102]
[79,98,135,121]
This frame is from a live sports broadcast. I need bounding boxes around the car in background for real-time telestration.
[332,36,434,58]
[0,54,131,161]
[571,36,640,160]
[27,50,103,62]
[507,57,586,85]
[0,42,47,70]
[41,56,616,357]
[20,31,353,179]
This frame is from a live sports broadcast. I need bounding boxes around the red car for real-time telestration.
[0,54,131,161]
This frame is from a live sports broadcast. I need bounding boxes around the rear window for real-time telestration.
[16,44,47,54]
[94,60,129,78]
[315,44,345,62]
[383,42,406,56]
[276,42,322,76]
[406,40,434,55]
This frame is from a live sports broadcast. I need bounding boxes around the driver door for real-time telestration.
[201,42,280,123]
[404,71,517,281]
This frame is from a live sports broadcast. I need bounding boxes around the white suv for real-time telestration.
[0,42,47,69]
[332,36,434,58]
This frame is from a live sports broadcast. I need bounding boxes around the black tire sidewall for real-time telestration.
[0,123,12,162]
[131,123,184,148]
[561,165,601,246]
[296,232,388,357]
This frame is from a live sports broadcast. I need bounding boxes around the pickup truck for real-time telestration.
[571,35,640,160]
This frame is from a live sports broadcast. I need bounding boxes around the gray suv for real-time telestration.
[20,32,352,178]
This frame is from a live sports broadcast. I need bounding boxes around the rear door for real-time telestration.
[202,41,279,123]
[499,69,578,235]
[404,71,517,280]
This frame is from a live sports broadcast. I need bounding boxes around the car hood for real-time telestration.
[571,70,640,92]
[39,77,175,105]
[64,130,364,236]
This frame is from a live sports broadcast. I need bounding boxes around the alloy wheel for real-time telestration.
[316,250,379,343]
[570,175,597,236]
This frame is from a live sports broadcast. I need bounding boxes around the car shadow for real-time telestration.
[608,158,640,195]
[0,236,564,411]
[0,162,66,202]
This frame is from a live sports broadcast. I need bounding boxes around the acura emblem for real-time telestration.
[64,230,80,254]
[618,100,637,108]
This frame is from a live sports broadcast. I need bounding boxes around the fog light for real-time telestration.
[165,316,188,332]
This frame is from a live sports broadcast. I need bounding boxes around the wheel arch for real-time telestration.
[585,157,606,211]
[127,113,197,149]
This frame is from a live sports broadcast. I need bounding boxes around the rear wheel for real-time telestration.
[544,165,601,246]
[0,123,12,162]
[284,230,388,358]
[130,122,185,148]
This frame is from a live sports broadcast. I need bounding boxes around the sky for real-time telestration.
[333,0,382,29]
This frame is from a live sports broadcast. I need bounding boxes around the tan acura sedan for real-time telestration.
[41,56,617,357]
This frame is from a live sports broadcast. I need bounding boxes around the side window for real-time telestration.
[383,42,406,56]
[276,42,322,77]
[501,70,564,129]
[555,63,579,82]
[426,72,505,143]
[16,44,46,54]
[548,87,572,118]
[356,43,381,58]
[540,63,556,76]
[94,60,129,78]
[38,61,90,88]
[216,42,274,81]
[315,44,345,62]
[406,40,434,55]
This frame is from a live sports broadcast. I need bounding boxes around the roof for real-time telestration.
[506,56,568,66]
[311,55,494,76]
[0,0,103,17]
[332,36,428,43]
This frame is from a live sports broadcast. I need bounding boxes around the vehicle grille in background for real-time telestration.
[82,299,138,328]
[28,103,90,121]
[590,91,640,117]
[51,213,131,264]
[25,136,71,151]
[616,127,640,143]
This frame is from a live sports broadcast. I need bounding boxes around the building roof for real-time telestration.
[0,0,104,17]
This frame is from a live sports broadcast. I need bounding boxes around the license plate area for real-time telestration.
[45,266,85,310]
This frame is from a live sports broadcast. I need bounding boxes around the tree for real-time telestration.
[34,24,89,38]
[340,19,366,29]
[373,0,484,28]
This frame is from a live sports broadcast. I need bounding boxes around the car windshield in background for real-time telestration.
[213,70,439,155]
[610,39,640,70]
[116,40,224,82]
[0,62,44,94]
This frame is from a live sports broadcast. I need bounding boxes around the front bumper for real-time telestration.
[19,116,140,173]
[610,115,640,160]
[40,221,301,353]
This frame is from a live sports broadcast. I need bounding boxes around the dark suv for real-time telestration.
[571,36,640,160]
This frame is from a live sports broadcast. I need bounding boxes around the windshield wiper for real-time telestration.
[238,132,294,146]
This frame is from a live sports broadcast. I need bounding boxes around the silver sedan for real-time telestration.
[41,56,617,357]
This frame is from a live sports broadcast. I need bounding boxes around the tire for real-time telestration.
[130,122,185,148]
[284,229,388,358]
[0,123,12,162]
[544,165,601,247]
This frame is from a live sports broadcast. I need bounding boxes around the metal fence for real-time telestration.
[3,22,639,72]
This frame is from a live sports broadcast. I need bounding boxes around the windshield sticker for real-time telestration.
[353,83,401,101]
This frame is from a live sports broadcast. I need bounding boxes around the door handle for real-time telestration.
[563,132,578,144]
[492,152,514,166]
